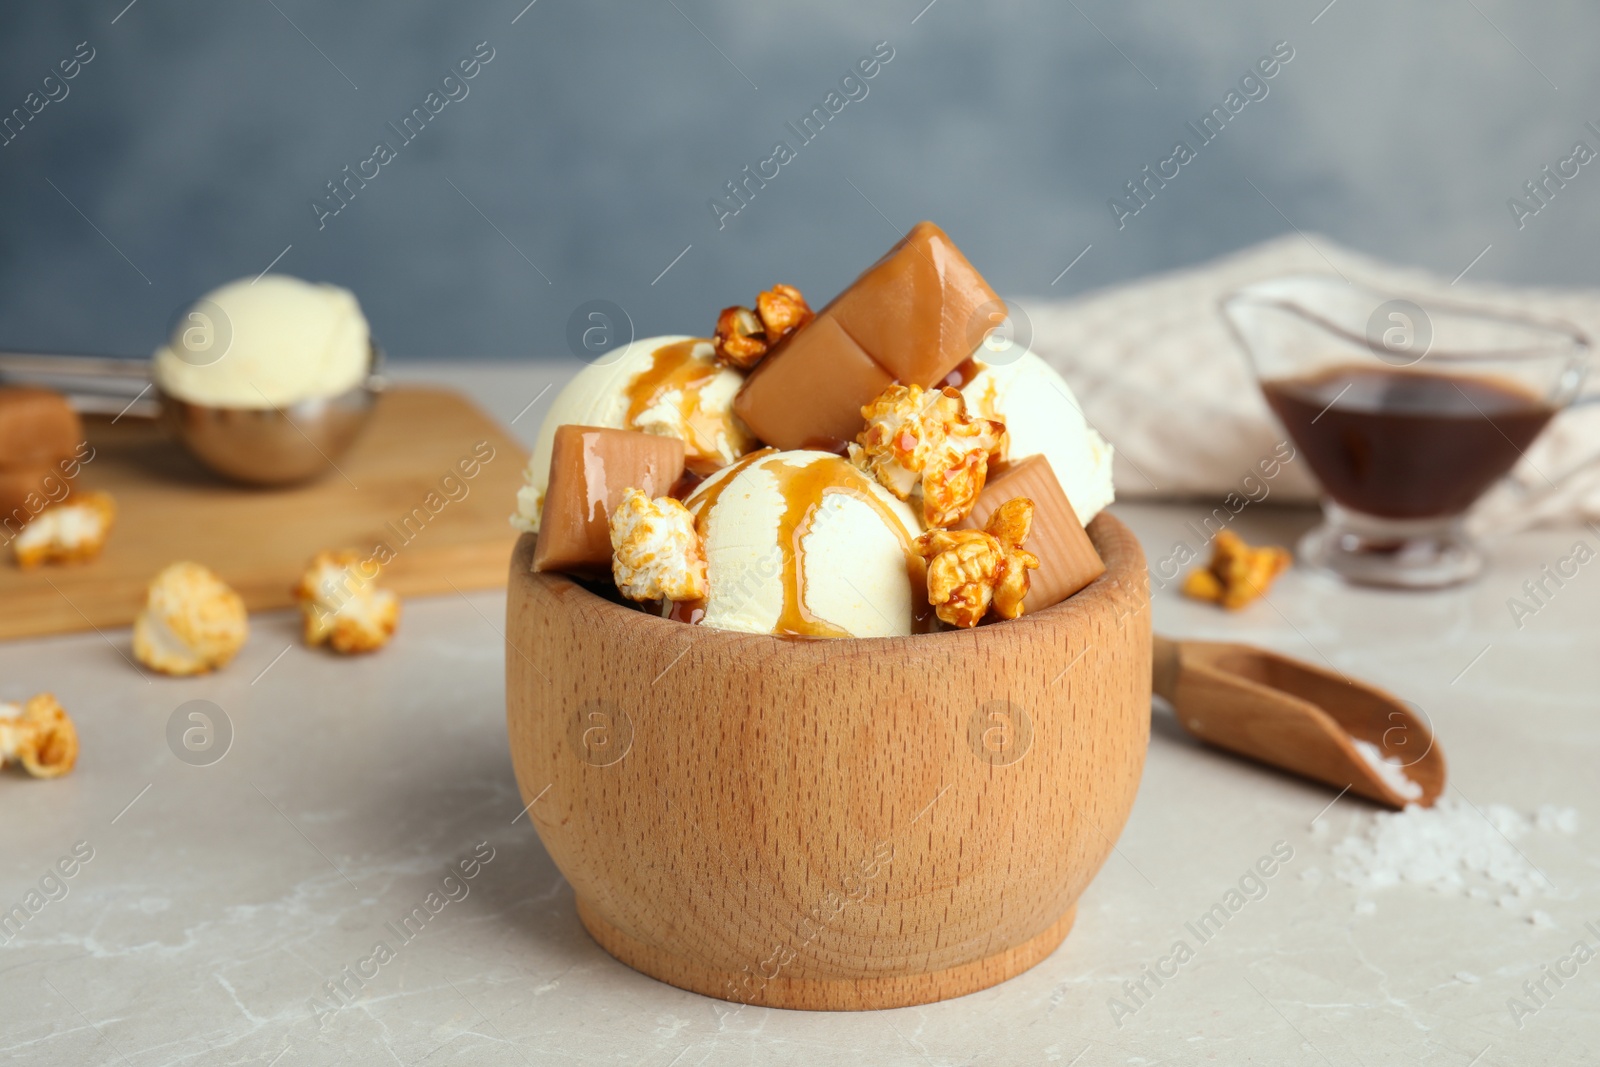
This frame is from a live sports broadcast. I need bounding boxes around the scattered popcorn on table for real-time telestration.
[712,284,814,370]
[0,693,79,778]
[1182,529,1292,610]
[293,550,400,654]
[609,488,708,603]
[914,497,1039,628]
[851,384,1007,529]
[13,491,116,569]
[132,562,249,676]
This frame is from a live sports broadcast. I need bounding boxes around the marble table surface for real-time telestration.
[2,362,1597,1066]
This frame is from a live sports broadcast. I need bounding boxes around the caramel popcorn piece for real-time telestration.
[713,307,766,369]
[1182,529,1292,610]
[983,498,1037,620]
[132,562,249,676]
[609,488,708,602]
[915,529,998,628]
[850,384,1007,528]
[958,455,1104,613]
[914,497,1040,628]
[756,284,813,340]
[0,693,80,778]
[853,384,930,499]
[712,284,814,370]
[12,491,116,569]
[294,550,401,654]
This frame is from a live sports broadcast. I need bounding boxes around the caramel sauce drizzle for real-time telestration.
[667,469,706,501]
[670,451,933,636]
[624,339,734,475]
[666,448,774,625]
[763,455,930,638]
[684,448,774,524]
[664,600,707,625]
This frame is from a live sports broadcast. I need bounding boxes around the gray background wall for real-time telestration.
[2,0,1597,360]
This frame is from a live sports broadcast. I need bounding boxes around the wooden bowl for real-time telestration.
[505,513,1150,1010]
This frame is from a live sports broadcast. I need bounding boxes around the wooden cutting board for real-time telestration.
[0,386,529,641]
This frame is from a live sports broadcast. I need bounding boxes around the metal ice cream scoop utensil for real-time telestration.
[1152,635,1448,810]
[0,344,384,487]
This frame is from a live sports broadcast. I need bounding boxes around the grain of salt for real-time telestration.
[1351,739,1424,801]
[1333,797,1577,904]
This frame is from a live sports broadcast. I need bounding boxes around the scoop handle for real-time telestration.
[1151,634,1365,797]
[0,351,156,417]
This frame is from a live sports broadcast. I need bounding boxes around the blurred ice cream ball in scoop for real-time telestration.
[958,345,1115,523]
[151,275,371,408]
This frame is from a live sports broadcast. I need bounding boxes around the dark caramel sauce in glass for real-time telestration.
[1262,364,1556,520]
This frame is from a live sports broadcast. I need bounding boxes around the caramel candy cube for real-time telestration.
[0,388,82,470]
[731,312,894,451]
[958,454,1104,613]
[532,426,685,575]
[732,222,1000,450]
[827,221,1001,387]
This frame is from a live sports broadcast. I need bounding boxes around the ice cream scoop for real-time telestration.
[515,336,757,533]
[152,275,371,409]
[959,347,1115,522]
[153,276,381,486]
[0,274,382,487]
[671,449,923,638]
[0,347,382,487]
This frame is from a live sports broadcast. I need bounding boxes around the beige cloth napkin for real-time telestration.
[1023,234,1600,530]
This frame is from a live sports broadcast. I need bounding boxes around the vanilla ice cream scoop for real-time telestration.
[671,449,924,639]
[960,346,1115,522]
[152,275,371,409]
[514,336,757,532]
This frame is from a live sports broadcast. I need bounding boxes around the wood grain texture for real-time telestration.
[505,513,1150,1010]
[0,387,527,640]
[1153,636,1447,809]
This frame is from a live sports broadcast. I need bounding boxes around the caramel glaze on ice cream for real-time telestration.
[624,339,741,476]
[681,449,772,525]
[766,456,932,638]
[670,451,934,635]
[667,449,773,625]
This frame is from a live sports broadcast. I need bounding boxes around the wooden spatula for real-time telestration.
[1152,636,1447,809]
